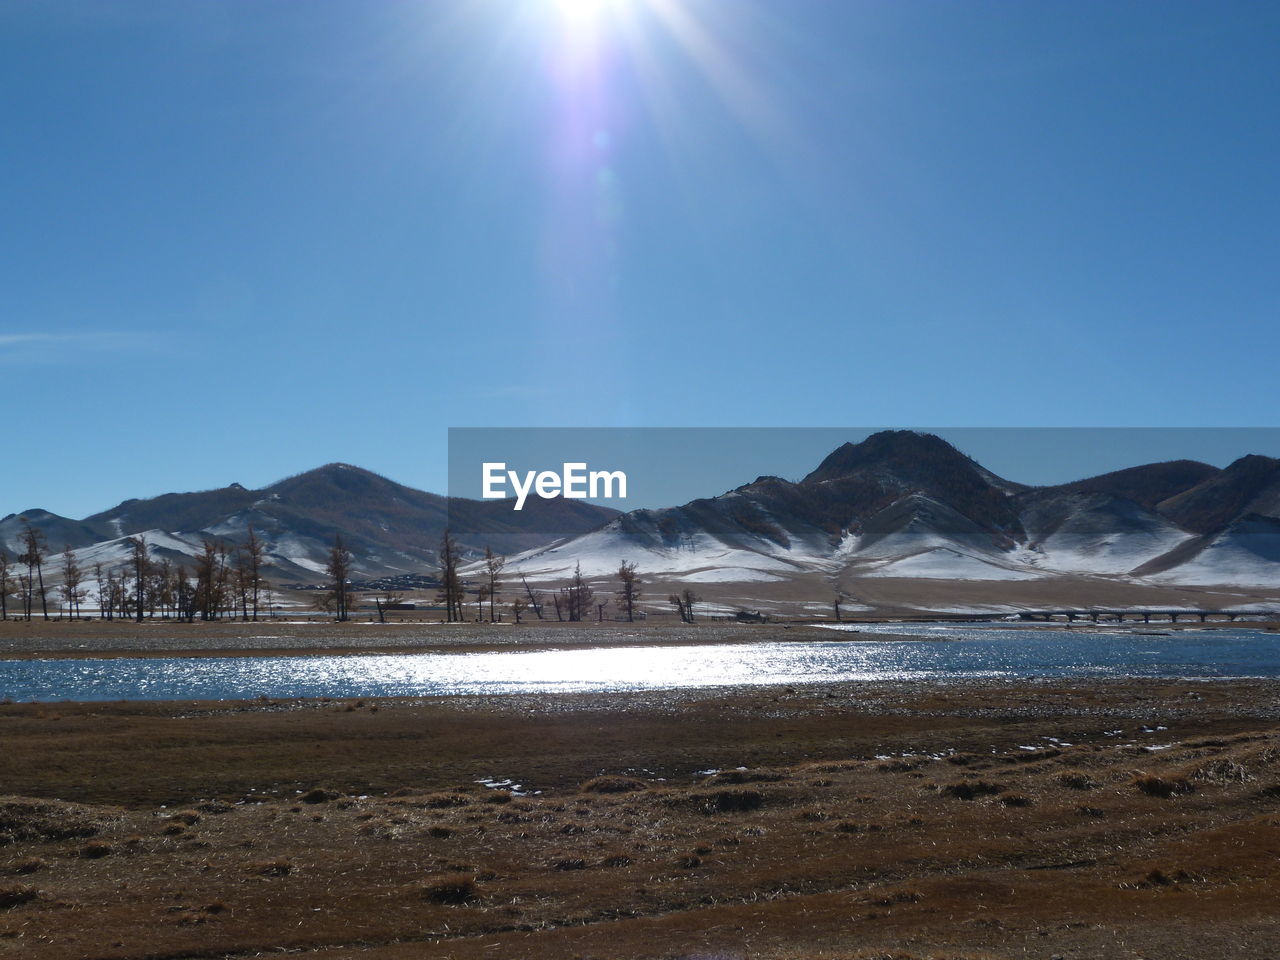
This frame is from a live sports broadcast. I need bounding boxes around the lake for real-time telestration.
[1,624,1278,702]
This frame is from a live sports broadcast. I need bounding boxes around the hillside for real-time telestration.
[495,431,1280,595]
[1,464,618,582]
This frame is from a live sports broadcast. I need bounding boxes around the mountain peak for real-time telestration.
[802,431,976,485]
[260,463,423,516]
[295,462,379,481]
[270,462,390,489]
[1225,453,1280,473]
[13,508,55,522]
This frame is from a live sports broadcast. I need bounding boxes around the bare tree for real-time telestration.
[194,540,226,620]
[484,547,505,622]
[437,529,463,623]
[153,558,174,618]
[175,564,195,622]
[325,533,354,621]
[93,563,108,620]
[16,573,31,621]
[128,535,149,622]
[511,596,528,623]
[681,588,699,623]
[60,545,84,619]
[667,593,686,622]
[668,590,699,623]
[216,541,233,618]
[233,548,250,620]
[243,526,266,620]
[0,547,12,621]
[374,586,404,623]
[520,574,544,620]
[615,560,641,622]
[114,568,130,620]
[565,562,593,622]
[18,521,49,621]
[596,599,609,622]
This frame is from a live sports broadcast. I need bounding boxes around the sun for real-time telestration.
[554,0,625,26]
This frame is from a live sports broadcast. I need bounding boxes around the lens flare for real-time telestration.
[553,0,626,36]
[529,0,803,362]
[555,0,619,21]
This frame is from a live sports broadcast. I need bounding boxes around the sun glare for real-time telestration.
[554,0,619,25]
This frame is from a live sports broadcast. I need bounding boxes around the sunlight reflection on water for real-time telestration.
[1,627,1278,702]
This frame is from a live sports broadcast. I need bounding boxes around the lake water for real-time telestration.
[1,624,1278,702]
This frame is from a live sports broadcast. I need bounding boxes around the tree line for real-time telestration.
[2,519,701,625]
[424,531,698,624]
[0,520,272,622]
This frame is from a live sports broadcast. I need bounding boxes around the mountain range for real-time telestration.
[4,433,1279,594]
[499,431,1280,590]
[0,464,618,583]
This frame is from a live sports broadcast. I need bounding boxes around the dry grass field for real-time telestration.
[1,672,1278,959]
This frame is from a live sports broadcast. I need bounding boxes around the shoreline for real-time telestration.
[0,616,1273,662]
[3,672,1280,711]
[0,626,928,661]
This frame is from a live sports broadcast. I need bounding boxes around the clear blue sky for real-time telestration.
[3,0,1278,518]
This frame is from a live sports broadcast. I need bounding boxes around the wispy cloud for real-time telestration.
[0,331,144,365]
[0,333,69,347]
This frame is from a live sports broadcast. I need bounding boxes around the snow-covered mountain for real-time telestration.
[0,464,618,582]
[6,437,1279,594]
[496,431,1280,589]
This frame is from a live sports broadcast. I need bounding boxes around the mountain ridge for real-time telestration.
[498,431,1280,588]
[1,463,619,582]
[5,435,1280,591]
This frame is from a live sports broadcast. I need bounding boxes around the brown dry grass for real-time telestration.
[0,679,1277,958]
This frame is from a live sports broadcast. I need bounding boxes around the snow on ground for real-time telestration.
[64,538,135,570]
[206,515,255,538]
[851,530,993,563]
[276,554,328,576]
[138,530,206,555]
[53,530,205,576]
[267,534,328,575]
[494,524,808,581]
[913,604,1035,614]
[1147,529,1280,587]
[493,515,1277,589]
[1025,526,1193,576]
[802,600,874,612]
[680,567,786,583]
[858,547,1045,581]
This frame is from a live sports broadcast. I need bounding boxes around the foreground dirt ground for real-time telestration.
[2,677,1279,959]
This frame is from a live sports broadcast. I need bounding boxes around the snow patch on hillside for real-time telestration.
[1024,514,1193,576]
[268,534,329,576]
[858,547,1045,581]
[497,525,805,581]
[1147,526,1280,586]
[49,530,205,579]
[680,567,787,583]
